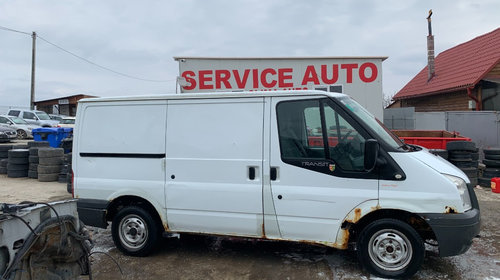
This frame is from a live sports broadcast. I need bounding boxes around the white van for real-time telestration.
[73,91,480,279]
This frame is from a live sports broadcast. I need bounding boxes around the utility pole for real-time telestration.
[30,31,36,109]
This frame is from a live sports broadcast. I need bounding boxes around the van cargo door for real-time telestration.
[165,98,264,237]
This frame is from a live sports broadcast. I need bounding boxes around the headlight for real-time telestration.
[443,174,472,211]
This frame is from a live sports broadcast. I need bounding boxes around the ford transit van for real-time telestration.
[73,91,480,279]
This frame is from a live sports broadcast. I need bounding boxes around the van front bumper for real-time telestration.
[419,208,480,257]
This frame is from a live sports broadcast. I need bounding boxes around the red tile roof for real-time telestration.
[394,27,500,100]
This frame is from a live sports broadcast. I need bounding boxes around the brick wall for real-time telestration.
[400,90,471,112]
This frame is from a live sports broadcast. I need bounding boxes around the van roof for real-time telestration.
[78,90,347,103]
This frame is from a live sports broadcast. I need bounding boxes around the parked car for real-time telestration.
[0,115,41,139]
[7,109,59,127]
[49,114,67,121]
[57,117,75,128]
[0,126,17,143]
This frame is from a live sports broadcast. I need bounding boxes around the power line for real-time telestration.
[0,25,174,83]
[0,25,31,35]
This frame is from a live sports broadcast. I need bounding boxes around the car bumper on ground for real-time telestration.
[77,199,109,229]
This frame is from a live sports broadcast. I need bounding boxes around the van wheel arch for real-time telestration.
[106,196,163,230]
[348,209,436,244]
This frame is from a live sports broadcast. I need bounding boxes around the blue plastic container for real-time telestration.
[32,127,72,148]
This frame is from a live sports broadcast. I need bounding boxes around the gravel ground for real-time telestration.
[0,170,498,279]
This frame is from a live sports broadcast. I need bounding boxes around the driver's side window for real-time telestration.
[276,99,366,172]
[323,103,366,171]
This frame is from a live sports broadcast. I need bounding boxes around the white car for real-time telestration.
[57,117,75,128]
[7,109,59,127]
[0,115,41,139]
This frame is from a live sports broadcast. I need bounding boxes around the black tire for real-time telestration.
[9,157,29,164]
[460,167,478,178]
[471,152,479,161]
[16,129,27,139]
[63,153,72,162]
[29,163,38,171]
[38,148,64,158]
[39,157,63,165]
[448,151,472,160]
[67,181,72,194]
[485,153,500,160]
[0,159,8,167]
[0,145,13,151]
[0,151,8,158]
[449,160,477,168]
[111,206,161,257]
[38,165,61,174]
[7,163,28,171]
[38,173,59,182]
[357,218,424,279]
[483,159,500,168]
[7,169,28,178]
[27,141,50,148]
[479,177,491,187]
[483,168,500,178]
[0,167,7,174]
[28,156,39,163]
[484,148,500,155]
[8,149,29,158]
[12,145,29,149]
[429,149,448,159]
[446,141,476,152]
[29,147,39,156]
[28,170,38,179]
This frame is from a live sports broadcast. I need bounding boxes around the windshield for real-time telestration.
[338,96,403,150]
[11,116,28,125]
[36,111,51,120]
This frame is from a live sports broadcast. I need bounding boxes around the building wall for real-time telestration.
[400,90,471,112]
[488,62,500,76]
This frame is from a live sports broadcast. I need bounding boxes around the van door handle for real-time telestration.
[270,167,277,181]
[248,167,256,180]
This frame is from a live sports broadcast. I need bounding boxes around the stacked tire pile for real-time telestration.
[7,149,29,178]
[429,149,448,160]
[479,148,500,187]
[0,145,12,174]
[59,153,72,193]
[28,141,50,179]
[446,141,479,186]
[37,148,64,182]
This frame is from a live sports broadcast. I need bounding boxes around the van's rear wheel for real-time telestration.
[111,206,160,256]
[357,218,424,279]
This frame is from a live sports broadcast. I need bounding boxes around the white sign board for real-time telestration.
[174,57,386,119]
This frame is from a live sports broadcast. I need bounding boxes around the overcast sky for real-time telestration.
[1,0,499,108]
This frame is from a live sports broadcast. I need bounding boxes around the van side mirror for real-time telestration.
[364,139,379,172]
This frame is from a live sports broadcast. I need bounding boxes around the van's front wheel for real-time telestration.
[357,218,424,279]
[111,206,160,256]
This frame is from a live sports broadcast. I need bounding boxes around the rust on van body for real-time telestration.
[445,206,458,214]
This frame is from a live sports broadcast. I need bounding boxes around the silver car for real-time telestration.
[0,115,41,139]
[0,126,17,142]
